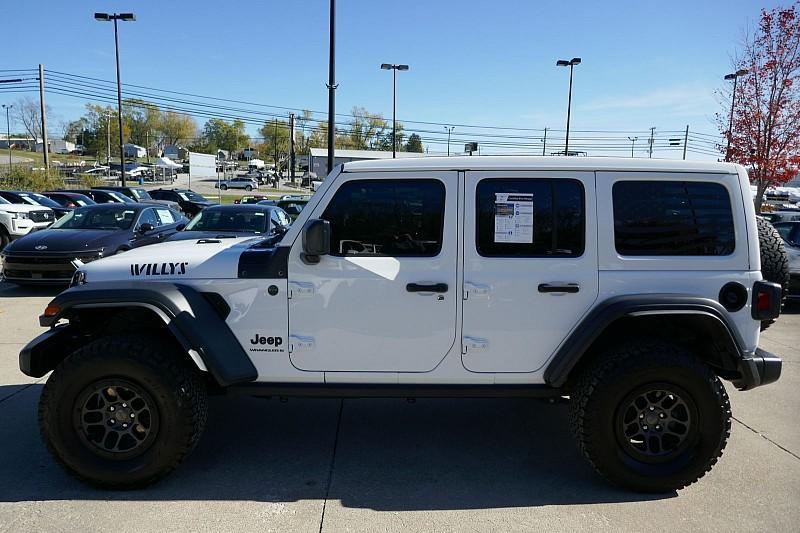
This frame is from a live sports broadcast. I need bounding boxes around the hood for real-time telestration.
[166,230,260,242]
[3,228,124,253]
[0,203,51,214]
[78,235,265,282]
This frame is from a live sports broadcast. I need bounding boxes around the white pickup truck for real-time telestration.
[21,157,785,492]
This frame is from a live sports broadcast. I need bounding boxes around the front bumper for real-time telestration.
[733,348,782,390]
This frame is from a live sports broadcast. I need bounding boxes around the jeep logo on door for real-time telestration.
[249,334,284,352]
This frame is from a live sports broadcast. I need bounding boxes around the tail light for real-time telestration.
[751,281,782,320]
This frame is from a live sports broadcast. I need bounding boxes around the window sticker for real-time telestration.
[494,193,534,243]
[156,209,175,224]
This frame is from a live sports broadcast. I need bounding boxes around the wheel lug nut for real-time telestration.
[639,413,644,419]
[643,425,648,430]
[130,413,135,418]
[109,406,115,412]
[122,423,128,428]
[122,403,127,408]
[109,419,115,424]
[649,406,655,411]
[655,425,661,431]
[659,413,666,418]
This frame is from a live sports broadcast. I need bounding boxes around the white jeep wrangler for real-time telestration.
[22,157,785,492]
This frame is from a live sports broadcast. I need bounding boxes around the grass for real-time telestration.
[216,191,284,204]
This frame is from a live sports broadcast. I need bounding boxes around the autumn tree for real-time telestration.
[719,3,800,212]
[12,97,51,147]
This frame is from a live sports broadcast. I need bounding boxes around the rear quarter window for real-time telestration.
[612,181,735,256]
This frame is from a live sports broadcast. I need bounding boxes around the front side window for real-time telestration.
[137,208,159,228]
[322,179,445,257]
[476,179,585,257]
[613,181,735,256]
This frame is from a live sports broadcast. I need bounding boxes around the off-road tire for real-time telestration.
[568,341,731,493]
[39,336,207,489]
[757,217,789,330]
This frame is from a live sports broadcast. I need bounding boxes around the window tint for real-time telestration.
[322,179,445,257]
[775,224,793,242]
[613,181,735,256]
[138,208,159,228]
[476,179,584,257]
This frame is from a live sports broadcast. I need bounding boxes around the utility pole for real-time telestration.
[682,125,689,160]
[627,136,638,158]
[444,125,455,156]
[106,112,111,177]
[145,130,150,164]
[273,118,278,175]
[2,104,12,168]
[648,127,655,158]
[38,64,49,171]
[326,0,336,175]
[541,127,548,156]
[289,112,296,183]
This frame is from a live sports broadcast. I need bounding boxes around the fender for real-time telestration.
[20,281,257,386]
[543,294,748,388]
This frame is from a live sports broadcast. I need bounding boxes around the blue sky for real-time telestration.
[2,0,785,158]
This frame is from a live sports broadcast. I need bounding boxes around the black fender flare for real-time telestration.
[21,281,257,387]
[543,294,748,388]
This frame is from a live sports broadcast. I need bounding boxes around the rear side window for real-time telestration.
[476,179,585,257]
[322,179,445,257]
[613,181,735,256]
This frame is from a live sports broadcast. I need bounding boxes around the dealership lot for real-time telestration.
[0,282,797,533]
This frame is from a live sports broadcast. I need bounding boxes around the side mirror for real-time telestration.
[176,223,186,231]
[302,219,330,264]
[139,222,154,234]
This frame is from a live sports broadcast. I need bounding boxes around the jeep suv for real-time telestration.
[0,195,54,249]
[21,157,784,492]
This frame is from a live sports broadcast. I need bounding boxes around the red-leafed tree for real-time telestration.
[718,3,800,212]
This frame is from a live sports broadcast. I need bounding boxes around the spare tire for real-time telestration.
[757,217,789,331]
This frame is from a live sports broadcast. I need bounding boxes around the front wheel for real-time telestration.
[220,184,228,191]
[245,185,252,191]
[38,336,207,489]
[569,341,731,492]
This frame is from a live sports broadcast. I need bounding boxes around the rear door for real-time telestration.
[461,171,598,374]
[287,172,459,373]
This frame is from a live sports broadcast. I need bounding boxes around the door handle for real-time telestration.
[538,283,580,294]
[406,283,448,293]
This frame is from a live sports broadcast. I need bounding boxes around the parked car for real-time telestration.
[57,189,135,205]
[258,198,308,220]
[760,210,800,223]
[148,188,216,218]
[0,190,72,218]
[92,186,182,212]
[0,196,55,250]
[1,203,186,285]
[41,191,96,208]
[772,221,800,297]
[215,177,258,191]
[233,194,271,205]
[166,204,290,242]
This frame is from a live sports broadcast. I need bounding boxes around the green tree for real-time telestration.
[405,133,423,153]
[259,119,290,164]
[123,99,161,148]
[196,118,249,154]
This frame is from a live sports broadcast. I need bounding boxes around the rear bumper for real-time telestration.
[733,348,782,390]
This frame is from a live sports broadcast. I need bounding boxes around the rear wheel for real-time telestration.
[757,217,789,330]
[38,336,207,489]
[220,184,228,191]
[569,341,731,492]
[245,185,252,191]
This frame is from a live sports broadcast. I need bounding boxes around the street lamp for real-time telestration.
[95,12,136,186]
[556,57,581,156]
[380,63,409,158]
[627,136,638,158]
[444,125,455,156]
[724,68,749,162]
[2,104,12,168]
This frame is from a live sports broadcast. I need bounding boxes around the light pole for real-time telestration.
[444,125,455,156]
[2,104,12,168]
[724,68,749,162]
[95,12,136,186]
[380,63,409,158]
[627,136,638,158]
[556,57,581,156]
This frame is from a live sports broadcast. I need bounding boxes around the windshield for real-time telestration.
[0,195,10,204]
[179,190,208,202]
[184,209,267,233]
[21,192,62,209]
[132,188,152,200]
[108,191,137,203]
[50,207,138,230]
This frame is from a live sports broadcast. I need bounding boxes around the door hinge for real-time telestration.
[462,336,489,354]
[288,281,315,299]
[288,335,315,353]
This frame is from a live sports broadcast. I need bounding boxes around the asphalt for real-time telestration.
[0,282,798,533]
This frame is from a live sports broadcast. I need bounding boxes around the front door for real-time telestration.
[288,172,459,373]
[461,171,598,375]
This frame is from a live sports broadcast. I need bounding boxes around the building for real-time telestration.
[123,144,147,158]
[35,139,75,154]
[307,148,427,177]
[163,145,188,161]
